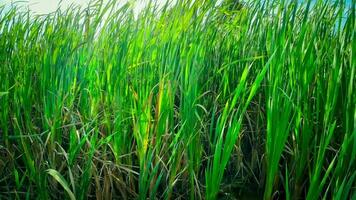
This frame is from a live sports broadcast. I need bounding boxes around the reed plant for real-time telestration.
[0,0,354,199]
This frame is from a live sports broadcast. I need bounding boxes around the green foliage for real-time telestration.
[0,0,354,199]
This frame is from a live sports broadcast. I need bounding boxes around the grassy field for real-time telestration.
[0,0,355,199]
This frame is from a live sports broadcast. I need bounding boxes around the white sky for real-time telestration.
[1,0,353,15]
[0,0,171,15]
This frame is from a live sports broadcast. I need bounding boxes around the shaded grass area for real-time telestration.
[0,0,355,199]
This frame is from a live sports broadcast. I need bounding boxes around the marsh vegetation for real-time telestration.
[0,0,355,199]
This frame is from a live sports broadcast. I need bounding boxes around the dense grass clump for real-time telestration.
[0,0,355,199]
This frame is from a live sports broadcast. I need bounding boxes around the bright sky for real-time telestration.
[0,0,171,15]
[0,0,352,15]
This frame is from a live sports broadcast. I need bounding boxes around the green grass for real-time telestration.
[0,0,355,199]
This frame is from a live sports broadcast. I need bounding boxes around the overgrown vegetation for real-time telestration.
[0,0,355,199]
